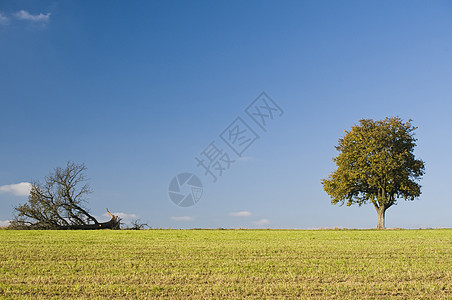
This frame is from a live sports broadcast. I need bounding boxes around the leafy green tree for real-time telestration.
[321,117,425,229]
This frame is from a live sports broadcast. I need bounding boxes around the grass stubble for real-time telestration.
[0,229,451,298]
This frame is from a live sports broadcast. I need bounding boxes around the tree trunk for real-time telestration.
[57,215,120,230]
[376,206,386,229]
[57,209,121,230]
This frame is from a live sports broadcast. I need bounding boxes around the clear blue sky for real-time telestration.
[1,0,451,228]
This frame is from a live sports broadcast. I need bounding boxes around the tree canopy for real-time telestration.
[321,117,425,229]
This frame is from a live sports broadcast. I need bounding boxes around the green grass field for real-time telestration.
[1,229,451,298]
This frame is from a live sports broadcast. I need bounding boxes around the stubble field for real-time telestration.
[1,229,451,298]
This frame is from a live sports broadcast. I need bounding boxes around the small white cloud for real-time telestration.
[0,220,11,227]
[254,218,270,226]
[14,10,50,22]
[229,211,252,217]
[0,182,32,196]
[0,12,9,25]
[236,156,255,163]
[171,216,194,221]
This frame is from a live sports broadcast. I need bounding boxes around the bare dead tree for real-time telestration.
[127,219,149,230]
[11,161,121,230]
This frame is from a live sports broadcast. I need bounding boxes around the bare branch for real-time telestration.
[11,161,119,229]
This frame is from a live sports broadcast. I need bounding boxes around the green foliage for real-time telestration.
[322,117,425,211]
[1,230,451,298]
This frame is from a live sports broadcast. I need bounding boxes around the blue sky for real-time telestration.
[1,1,451,228]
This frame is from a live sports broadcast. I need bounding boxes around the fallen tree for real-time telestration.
[56,209,121,230]
[10,161,121,230]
